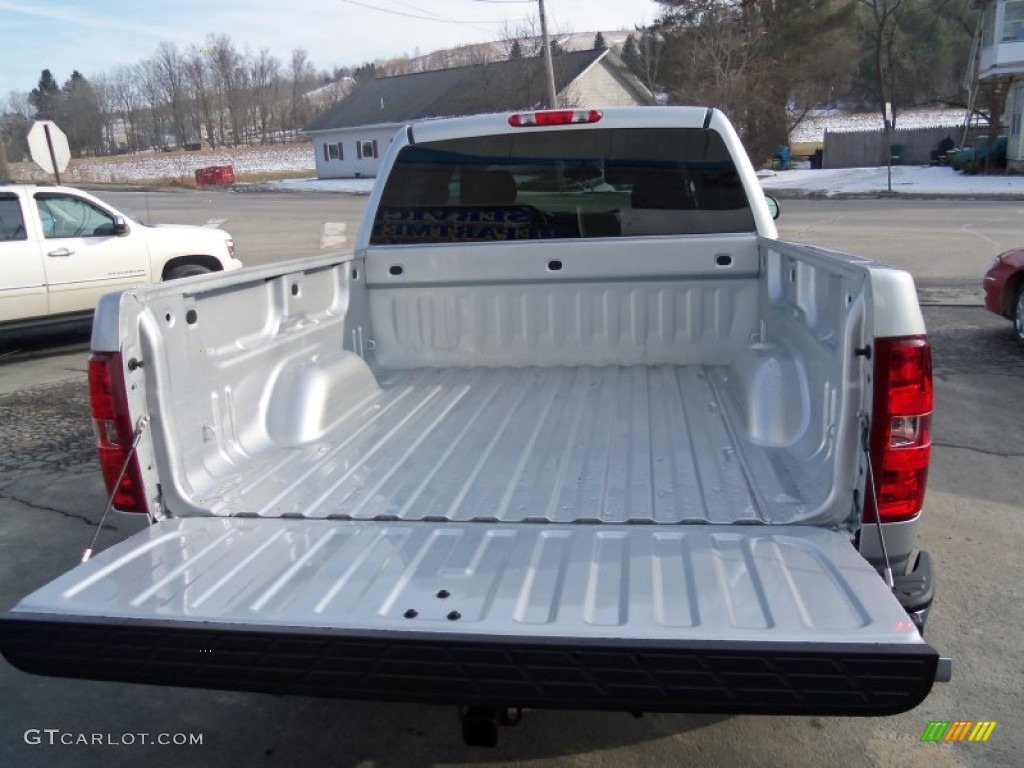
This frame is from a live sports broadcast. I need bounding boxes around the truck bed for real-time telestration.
[133,237,870,529]
[200,364,800,524]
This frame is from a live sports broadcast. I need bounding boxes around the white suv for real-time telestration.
[1,184,242,332]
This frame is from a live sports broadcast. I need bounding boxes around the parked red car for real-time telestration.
[984,248,1024,347]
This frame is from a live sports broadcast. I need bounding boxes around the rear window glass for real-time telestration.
[370,127,755,245]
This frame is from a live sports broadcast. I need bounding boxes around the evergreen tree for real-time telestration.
[540,38,565,57]
[509,40,524,59]
[593,32,607,50]
[29,69,62,120]
[61,71,104,156]
[353,62,377,84]
[621,34,642,78]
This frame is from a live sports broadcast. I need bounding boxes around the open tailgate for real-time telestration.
[0,519,939,715]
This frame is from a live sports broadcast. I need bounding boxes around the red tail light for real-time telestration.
[864,336,932,523]
[508,109,603,127]
[89,352,148,514]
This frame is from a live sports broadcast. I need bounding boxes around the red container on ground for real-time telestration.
[194,166,235,185]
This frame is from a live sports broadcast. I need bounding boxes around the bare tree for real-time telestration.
[186,42,218,147]
[498,15,572,59]
[449,44,495,68]
[1,90,34,166]
[210,35,244,145]
[250,48,281,143]
[110,66,142,151]
[4,89,34,121]
[288,48,316,138]
[856,0,975,129]
[234,52,255,145]
[90,74,118,153]
[135,60,166,148]
[153,42,190,147]
[656,0,857,164]
[858,0,906,127]
[374,56,415,77]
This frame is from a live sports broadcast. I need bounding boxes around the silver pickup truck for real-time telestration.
[0,107,949,746]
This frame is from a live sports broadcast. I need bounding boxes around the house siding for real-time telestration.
[1009,78,1024,171]
[562,60,651,107]
[311,125,401,179]
[979,0,1024,77]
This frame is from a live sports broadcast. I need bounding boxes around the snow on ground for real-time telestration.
[790,108,967,144]
[13,144,315,183]
[248,177,377,194]
[759,165,1024,197]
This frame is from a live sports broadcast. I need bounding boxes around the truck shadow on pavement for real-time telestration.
[0,325,91,363]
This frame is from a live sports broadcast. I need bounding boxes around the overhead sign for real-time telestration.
[27,120,71,176]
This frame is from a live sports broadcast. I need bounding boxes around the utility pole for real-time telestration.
[885,101,892,194]
[538,0,558,108]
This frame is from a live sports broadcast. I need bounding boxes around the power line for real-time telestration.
[382,0,454,22]
[338,0,504,25]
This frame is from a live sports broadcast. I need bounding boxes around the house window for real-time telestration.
[1003,0,1024,42]
[357,140,378,160]
[327,143,340,160]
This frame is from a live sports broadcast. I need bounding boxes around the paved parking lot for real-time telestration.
[0,193,1021,767]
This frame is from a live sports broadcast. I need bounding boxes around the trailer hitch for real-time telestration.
[458,706,523,747]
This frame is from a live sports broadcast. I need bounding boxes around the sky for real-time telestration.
[0,0,661,97]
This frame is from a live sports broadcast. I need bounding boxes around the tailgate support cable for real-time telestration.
[862,416,895,588]
[82,416,149,563]
[865,458,894,587]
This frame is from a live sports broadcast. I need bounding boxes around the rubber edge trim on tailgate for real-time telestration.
[0,615,938,716]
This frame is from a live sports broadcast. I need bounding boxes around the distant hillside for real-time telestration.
[306,29,637,98]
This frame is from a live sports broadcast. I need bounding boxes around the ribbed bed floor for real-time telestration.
[205,366,767,523]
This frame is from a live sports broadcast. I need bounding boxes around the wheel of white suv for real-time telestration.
[167,264,212,280]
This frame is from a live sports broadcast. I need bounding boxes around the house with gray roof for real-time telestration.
[304,48,654,179]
